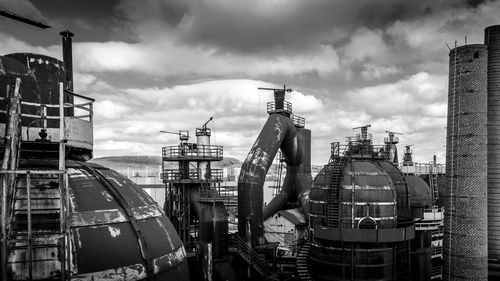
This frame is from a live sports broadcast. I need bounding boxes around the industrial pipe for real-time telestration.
[59,30,74,92]
[263,128,311,220]
[237,114,310,244]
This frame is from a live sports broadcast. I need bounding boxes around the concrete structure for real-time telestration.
[445,44,488,280]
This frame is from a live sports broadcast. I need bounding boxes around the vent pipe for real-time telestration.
[59,30,74,91]
[486,25,500,278]
[444,44,488,280]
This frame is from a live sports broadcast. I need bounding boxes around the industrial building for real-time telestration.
[1,8,500,281]
[0,33,190,280]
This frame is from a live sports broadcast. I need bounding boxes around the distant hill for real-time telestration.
[90,155,242,169]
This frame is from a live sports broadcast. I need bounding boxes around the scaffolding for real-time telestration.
[162,132,224,249]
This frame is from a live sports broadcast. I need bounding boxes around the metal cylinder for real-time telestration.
[196,131,210,180]
[444,44,488,280]
[59,30,74,92]
[486,25,500,278]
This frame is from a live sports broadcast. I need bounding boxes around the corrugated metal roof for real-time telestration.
[277,208,306,226]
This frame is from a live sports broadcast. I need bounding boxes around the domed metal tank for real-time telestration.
[309,140,414,281]
[0,53,190,280]
[9,159,190,280]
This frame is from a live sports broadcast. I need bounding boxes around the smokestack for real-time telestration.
[59,30,74,91]
[444,44,488,280]
[486,24,500,278]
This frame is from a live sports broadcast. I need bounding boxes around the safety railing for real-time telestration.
[267,101,292,115]
[400,163,446,175]
[355,132,373,142]
[162,168,224,182]
[333,142,389,160]
[432,245,443,258]
[0,85,94,151]
[291,114,305,128]
[162,144,223,161]
[231,234,270,276]
[383,136,399,143]
[431,266,443,279]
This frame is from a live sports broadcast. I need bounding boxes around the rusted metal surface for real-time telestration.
[238,114,310,244]
[191,190,228,259]
[0,53,93,160]
[5,53,67,127]
[263,128,312,220]
[5,160,190,280]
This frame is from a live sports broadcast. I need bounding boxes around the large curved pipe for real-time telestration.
[237,114,310,244]
[263,128,311,220]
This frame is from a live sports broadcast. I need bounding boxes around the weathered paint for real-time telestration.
[153,246,186,274]
[130,204,162,220]
[108,226,121,237]
[238,114,311,243]
[71,263,147,281]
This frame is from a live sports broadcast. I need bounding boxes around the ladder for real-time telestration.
[429,163,439,205]
[327,156,347,227]
[296,242,312,281]
[272,151,284,197]
[1,80,71,280]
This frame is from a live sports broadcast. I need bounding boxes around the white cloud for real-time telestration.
[94,100,130,119]
[72,39,340,78]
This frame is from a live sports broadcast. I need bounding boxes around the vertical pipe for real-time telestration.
[486,25,500,278]
[444,44,488,280]
[1,175,7,281]
[27,173,32,280]
[59,83,65,171]
[59,30,74,92]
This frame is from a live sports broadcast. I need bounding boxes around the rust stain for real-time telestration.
[101,190,114,202]
[70,209,127,227]
[70,205,163,227]
[71,263,147,281]
[108,226,121,238]
[153,246,186,274]
[67,167,87,178]
[131,204,162,221]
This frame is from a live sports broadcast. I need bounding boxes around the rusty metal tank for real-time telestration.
[7,159,190,280]
[309,156,414,281]
[0,52,190,280]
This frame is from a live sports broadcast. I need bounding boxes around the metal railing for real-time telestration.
[332,142,389,160]
[291,114,305,128]
[383,136,399,143]
[431,266,443,279]
[400,163,446,175]
[162,144,223,161]
[267,101,292,115]
[162,168,224,182]
[231,234,270,276]
[0,85,94,147]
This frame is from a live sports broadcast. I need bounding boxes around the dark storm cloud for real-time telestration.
[114,0,190,26]
[115,0,472,54]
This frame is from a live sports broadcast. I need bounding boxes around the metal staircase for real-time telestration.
[1,80,71,280]
[327,156,347,227]
[232,235,278,280]
[296,242,311,281]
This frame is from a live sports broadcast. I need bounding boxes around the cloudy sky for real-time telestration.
[0,0,497,164]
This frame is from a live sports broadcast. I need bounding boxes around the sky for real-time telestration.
[0,0,497,165]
